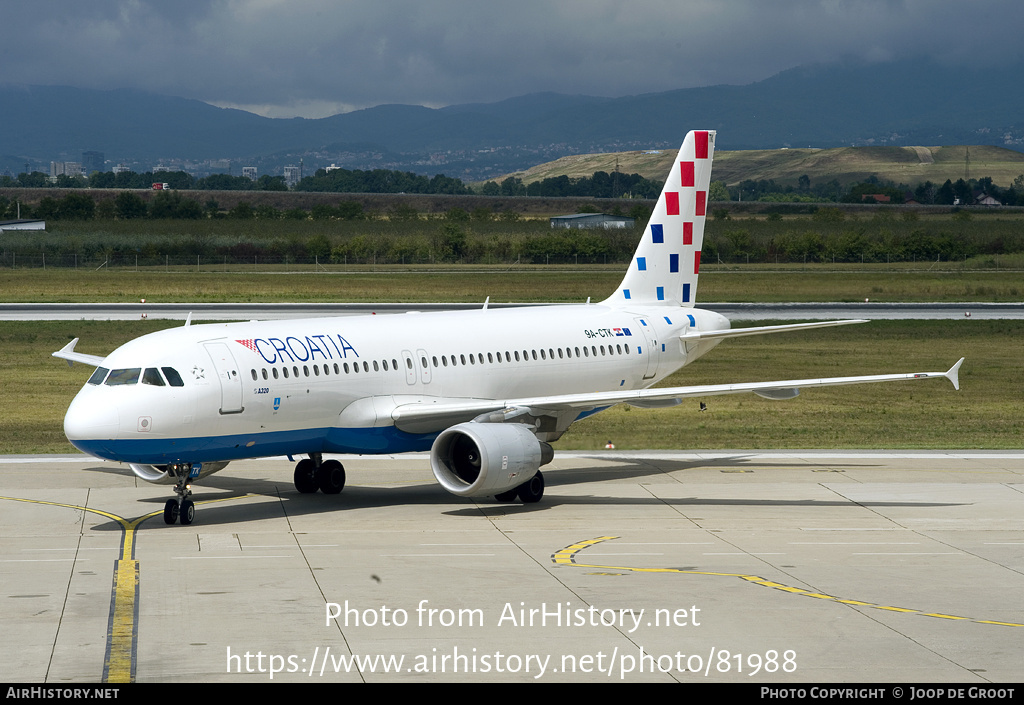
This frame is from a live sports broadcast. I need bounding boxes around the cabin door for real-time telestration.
[204,342,244,414]
[633,317,660,380]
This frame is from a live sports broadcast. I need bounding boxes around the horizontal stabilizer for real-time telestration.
[680,319,868,341]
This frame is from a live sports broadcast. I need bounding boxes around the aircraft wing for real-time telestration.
[391,358,964,434]
[52,338,106,368]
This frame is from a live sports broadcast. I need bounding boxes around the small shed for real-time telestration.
[550,213,635,229]
[0,219,46,233]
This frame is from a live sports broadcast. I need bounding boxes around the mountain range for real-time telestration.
[3,58,1023,181]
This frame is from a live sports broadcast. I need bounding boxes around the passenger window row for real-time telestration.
[251,358,400,382]
[248,343,635,382]
[430,343,631,368]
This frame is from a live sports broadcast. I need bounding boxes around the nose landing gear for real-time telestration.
[163,463,196,525]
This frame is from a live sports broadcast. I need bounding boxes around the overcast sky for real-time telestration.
[3,1,1022,118]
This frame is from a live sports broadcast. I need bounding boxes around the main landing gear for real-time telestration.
[293,453,346,495]
[163,463,196,525]
[494,470,545,504]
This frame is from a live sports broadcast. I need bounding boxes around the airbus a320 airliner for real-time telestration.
[54,130,963,525]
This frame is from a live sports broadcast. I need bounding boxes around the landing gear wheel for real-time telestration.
[179,499,195,525]
[517,471,545,504]
[164,463,196,526]
[494,488,518,502]
[317,459,346,495]
[294,458,318,493]
[163,499,179,525]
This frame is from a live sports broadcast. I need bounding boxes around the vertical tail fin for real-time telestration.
[604,130,716,307]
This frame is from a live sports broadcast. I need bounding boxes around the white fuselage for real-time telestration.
[63,303,728,465]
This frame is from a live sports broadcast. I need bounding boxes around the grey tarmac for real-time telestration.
[1,451,1022,683]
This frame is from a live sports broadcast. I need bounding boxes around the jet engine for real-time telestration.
[129,461,230,484]
[430,423,553,497]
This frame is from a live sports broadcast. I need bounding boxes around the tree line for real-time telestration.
[704,208,1024,264]
[477,171,663,199]
[2,165,664,199]
[294,168,471,194]
[728,174,1024,206]
[0,170,290,192]
[0,191,364,222]
[7,164,1024,206]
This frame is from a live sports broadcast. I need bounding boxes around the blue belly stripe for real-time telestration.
[70,425,440,465]
[70,407,610,465]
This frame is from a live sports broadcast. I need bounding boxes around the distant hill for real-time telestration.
[3,58,1024,180]
[496,145,1024,190]
[714,145,1024,189]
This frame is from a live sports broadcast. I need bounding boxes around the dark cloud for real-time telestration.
[2,0,1022,117]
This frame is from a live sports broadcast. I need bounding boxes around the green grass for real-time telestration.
[563,320,1019,450]
[2,264,1018,454]
[0,268,623,303]
[1,264,1023,303]
[3,319,1019,455]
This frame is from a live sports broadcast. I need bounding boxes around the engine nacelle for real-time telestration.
[129,461,230,484]
[430,423,553,497]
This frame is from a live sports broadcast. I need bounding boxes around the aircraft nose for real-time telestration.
[64,390,119,447]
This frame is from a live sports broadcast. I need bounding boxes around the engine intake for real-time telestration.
[430,423,552,497]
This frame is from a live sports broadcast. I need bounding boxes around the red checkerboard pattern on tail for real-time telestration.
[603,130,715,308]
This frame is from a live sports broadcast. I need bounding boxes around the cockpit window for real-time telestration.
[142,368,165,386]
[88,367,109,385]
[161,367,185,387]
[105,368,141,386]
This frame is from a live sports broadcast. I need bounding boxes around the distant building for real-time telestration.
[283,166,301,188]
[82,151,105,176]
[50,161,82,178]
[242,167,258,180]
[550,213,635,229]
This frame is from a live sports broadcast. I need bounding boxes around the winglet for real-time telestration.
[56,338,81,367]
[946,357,964,391]
[52,338,106,368]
